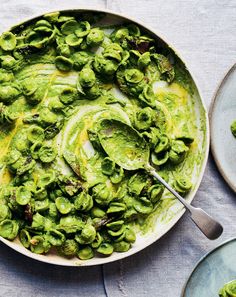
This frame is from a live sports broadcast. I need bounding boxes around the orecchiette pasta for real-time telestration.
[0,11,196,261]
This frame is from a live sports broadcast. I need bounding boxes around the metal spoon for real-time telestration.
[98,119,223,240]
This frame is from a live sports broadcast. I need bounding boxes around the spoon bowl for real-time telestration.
[98,119,149,170]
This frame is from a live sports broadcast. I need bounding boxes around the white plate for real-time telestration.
[211,63,236,192]
[0,8,209,266]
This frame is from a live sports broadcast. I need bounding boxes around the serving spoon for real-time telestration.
[97,119,223,240]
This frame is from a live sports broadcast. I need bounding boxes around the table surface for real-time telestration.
[0,1,235,296]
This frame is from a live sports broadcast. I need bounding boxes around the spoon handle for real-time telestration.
[146,165,223,240]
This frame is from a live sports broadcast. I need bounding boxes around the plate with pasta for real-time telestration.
[211,63,236,192]
[182,238,236,297]
[0,9,209,266]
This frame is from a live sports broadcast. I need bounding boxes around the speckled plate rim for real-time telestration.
[181,237,236,296]
[210,63,236,193]
[0,8,209,266]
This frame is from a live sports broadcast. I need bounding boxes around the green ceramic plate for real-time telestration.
[182,238,236,297]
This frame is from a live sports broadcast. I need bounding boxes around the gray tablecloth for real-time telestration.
[0,1,235,296]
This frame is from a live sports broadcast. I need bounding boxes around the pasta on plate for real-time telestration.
[0,11,203,260]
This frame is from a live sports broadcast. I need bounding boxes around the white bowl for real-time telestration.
[0,8,209,266]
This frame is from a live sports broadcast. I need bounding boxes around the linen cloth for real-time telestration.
[0,1,235,296]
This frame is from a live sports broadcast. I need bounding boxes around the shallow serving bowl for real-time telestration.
[0,8,209,266]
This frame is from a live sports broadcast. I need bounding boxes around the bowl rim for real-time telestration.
[209,63,236,193]
[0,7,210,266]
[181,237,236,296]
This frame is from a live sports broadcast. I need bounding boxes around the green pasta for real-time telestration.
[219,280,236,297]
[0,11,198,261]
[231,120,236,138]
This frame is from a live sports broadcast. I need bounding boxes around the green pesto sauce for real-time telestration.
[0,11,206,259]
